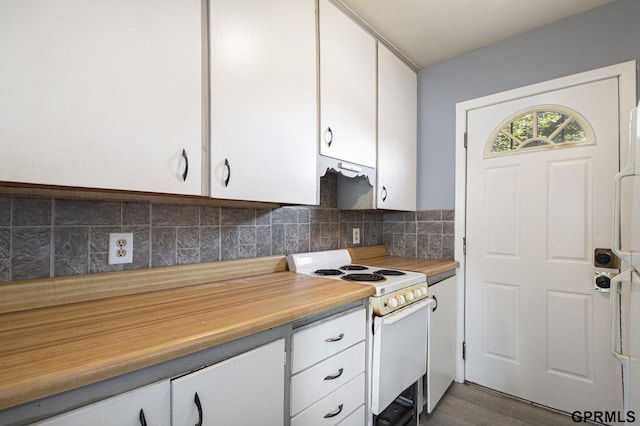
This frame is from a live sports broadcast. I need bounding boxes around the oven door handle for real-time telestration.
[383,298,435,325]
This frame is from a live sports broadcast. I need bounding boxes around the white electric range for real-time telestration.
[287,249,430,316]
[287,249,434,422]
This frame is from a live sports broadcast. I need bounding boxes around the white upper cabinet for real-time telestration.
[0,0,202,195]
[377,44,417,211]
[318,0,377,169]
[209,0,317,204]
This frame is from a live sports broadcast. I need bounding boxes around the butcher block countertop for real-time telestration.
[0,245,458,412]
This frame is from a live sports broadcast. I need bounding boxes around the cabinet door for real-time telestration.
[0,0,202,195]
[319,0,376,168]
[171,339,285,426]
[36,381,170,426]
[377,44,417,211]
[209,0,317,204]
[427,276,457,413]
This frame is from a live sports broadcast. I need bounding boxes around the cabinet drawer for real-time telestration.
[291,374,365,426]
[292,308,366,373]
[291,341,365,416]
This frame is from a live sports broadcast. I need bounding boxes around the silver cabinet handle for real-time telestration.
[325,333,344,343]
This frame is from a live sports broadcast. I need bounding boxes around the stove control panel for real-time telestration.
[371,283,429,316]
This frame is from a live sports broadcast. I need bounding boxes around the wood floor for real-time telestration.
[419,382,578,426]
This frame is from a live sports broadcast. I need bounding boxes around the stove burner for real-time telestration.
[374,269,406,276]
[340,273,386,282]
[313,269,344,276]
[339,265,368,271]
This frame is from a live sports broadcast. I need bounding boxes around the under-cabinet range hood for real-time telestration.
[318,155,376,210]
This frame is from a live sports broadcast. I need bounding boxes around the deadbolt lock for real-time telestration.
[594,248,619,269]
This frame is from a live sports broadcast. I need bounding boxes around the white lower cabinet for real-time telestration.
[426,276,457,413]
[291,309,367,425]
[35,381,170,426]
[171,339,285,426]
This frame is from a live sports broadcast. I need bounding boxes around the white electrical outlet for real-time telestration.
[352,228,360,244]
[108,232,133,265]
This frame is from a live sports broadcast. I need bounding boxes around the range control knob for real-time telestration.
[398,295,406,304]
[421,286,428,295]
[388,297,399,309]
[414,288,422,298]
[406,291,415,301]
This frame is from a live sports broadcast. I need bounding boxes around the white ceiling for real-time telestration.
[338,0,615,69]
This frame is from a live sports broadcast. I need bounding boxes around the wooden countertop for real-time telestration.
[353,256,459,277]
[348,245,460,276]
[0,245,459,412]
[0,271,374,410]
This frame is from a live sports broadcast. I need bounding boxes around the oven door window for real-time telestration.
[371,299,432,415]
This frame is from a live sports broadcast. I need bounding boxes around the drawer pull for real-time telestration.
[139,409,147,426]
[325,333,344,343]
[323,404,344,419]
[323,368,344,381]
[194,392,203,426]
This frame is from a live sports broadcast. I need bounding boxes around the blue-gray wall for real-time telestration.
[417,0,640,210]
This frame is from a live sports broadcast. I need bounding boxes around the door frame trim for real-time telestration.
[453,61,637,383]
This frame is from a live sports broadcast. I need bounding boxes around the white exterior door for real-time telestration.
[465,76,624,414]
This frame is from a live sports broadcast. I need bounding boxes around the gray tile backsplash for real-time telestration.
[0,175,455,282]
[384,209,455,260]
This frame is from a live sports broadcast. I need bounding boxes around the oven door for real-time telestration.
[371,297,435,415]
